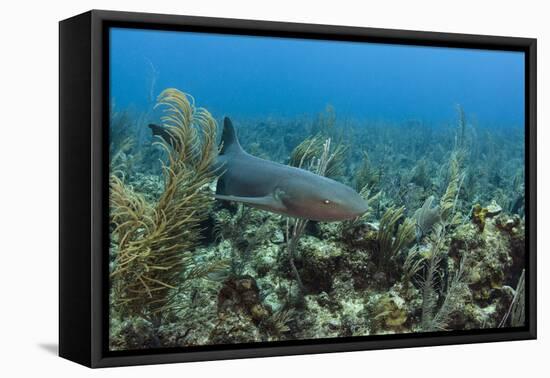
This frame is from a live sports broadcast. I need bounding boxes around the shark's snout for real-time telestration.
[285,179,369,222]
[334,188,369,220]
[347,196,369,217]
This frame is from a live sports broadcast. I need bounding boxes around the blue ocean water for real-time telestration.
[110,27,525,127]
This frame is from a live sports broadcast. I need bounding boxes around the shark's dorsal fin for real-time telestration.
[220,117,244,155]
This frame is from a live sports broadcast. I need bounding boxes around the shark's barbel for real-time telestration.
[152,117,369,222]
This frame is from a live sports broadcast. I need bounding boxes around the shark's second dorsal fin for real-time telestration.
[220,117,244,155]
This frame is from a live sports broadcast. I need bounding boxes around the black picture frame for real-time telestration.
[59,9,537,368]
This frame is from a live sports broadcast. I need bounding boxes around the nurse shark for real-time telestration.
[151,117,368,222]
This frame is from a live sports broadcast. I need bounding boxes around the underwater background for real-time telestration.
[108,27,526,350]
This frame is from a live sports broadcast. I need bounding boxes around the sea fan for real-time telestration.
[413,196,441,239]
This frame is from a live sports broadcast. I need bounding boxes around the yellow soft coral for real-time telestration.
[472,204,489,231]
[110,88,223,320]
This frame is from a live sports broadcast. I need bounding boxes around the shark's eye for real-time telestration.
[323,199,331,205]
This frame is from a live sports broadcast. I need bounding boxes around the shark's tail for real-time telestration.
[148,123,178,148]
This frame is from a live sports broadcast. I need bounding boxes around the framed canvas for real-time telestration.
[59,10,537,368]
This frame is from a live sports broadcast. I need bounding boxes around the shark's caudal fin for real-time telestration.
[148,123,178,147]
[148,123,165,138]
[220,117,244,155]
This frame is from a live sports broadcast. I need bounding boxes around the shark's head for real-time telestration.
[278,173,369,222]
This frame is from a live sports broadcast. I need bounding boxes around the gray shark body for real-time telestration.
[214,118,368,222]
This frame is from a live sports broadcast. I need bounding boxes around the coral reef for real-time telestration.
[109,96,526,350]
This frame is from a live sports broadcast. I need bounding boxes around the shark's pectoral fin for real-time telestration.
[214,194,287,212]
